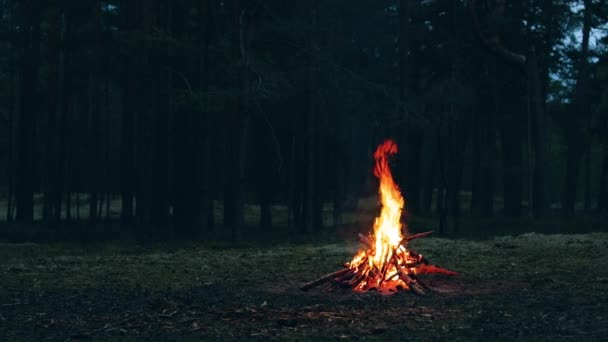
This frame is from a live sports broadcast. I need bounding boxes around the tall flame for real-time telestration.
[302,139,458,294]
[371,140,404,265]
[348,139,413,293]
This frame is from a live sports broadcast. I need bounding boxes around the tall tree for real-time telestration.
[173,0,214,239]
[120,0,136,224]
[224,0,248,239]
[470,0,549,218]
[303,0,321,233]
[562,0,592,216]
[14,0,41,222]
[88,0,104,222]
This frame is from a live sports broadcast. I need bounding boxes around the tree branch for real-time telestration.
[469,0,527,66]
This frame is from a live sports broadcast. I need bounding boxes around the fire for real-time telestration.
[346,139,456,294]
[370,139,404,265]
[300,139,456,295]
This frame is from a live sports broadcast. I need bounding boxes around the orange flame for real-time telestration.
[302,139,457,294]
[348,139,420,294]
[371,139,405,264]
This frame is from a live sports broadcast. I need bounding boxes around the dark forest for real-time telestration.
[1,0,607,340]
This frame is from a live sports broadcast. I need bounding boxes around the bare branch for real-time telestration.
[469,0,527,66]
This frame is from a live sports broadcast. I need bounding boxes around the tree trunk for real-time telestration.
[420,130,437,214]
[199,0,213,237]
[471,74,497,218]
[528,49,549,218]
[498,63,524,217]
[446,103,465,233]
[563,144,584,216]
[287,135,296,231]
[598,149,608,212]
[54,2,73,222]
[173,0,213,239]
[224,0,246,240]
[149,0,172,235]
[398,0,423,213]
[88,0,104,222]
[471,109,483,215]
[501,121,523,217]
[120,0,137,225]
[437,117,448,234]
[304,0,318,234]
[584,148,591,211]
[563,0,592,217]
[43,7,61,222]
[103,62,112,221]
[120,75,135,224]
[15,3,41,222]
[6,10,16,222]
[260,191,272,230]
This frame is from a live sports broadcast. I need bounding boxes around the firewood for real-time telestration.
[349,271,367,288]
[300,268,350,291]
[402,230,434,242]
[408,273,429,290]
[358,233,372,249]
[398,269,426,296]
[334,270,356,283]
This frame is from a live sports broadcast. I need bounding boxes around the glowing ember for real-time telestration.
[301,139,457,295]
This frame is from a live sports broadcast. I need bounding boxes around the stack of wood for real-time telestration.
[300,231,457,295]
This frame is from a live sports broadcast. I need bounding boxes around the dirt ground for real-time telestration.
[1,232,607,341]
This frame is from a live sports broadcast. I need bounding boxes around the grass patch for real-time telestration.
[1,233,607,340]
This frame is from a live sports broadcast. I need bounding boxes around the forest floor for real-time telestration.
[1,233,607,341]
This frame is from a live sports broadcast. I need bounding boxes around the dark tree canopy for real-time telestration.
[0,0,607,241]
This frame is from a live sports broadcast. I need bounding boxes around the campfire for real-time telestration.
[301,139,457,295]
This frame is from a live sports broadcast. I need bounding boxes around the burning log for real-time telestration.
[300,268,351,291]
[300,140,457,295]
[398,270,427,296]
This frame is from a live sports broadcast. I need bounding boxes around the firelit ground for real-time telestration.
[1,233,607,341]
